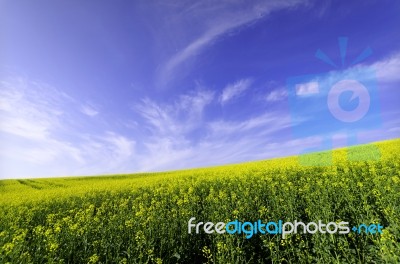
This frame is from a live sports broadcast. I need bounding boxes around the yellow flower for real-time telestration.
[88,254,100,264]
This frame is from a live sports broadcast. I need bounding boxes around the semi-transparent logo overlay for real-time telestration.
[286,37,381,165]
[188,217,383,239]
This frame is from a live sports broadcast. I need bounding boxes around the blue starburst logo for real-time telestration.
[286,37,381,165]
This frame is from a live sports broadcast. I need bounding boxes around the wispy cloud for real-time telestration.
[373,52,400,83]
[266,87,287,102]
[220,78,252,104]
[287,51,400,101]
[137,110,295,171]
[136,89,214,136]
[132,90,215,171]
[295,82,319,96]
[208,112,291,136]
[157,0,306,87]
[132,87,296,171]
[0,78,65,140]
[1,71,397,178]
[2,51,398,178]
[80,103,99,117]
[79,132,136,174]
[0,77,136,178]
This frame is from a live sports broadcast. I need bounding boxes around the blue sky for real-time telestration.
[0,0,399,178]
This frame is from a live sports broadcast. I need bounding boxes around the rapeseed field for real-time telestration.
[0,139,399,263]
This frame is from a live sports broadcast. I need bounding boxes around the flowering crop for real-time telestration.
[0,139,399,263]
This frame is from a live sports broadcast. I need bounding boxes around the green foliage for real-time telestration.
[1,139,399,263]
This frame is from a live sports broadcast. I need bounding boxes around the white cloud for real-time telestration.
[132,88,297,172]
[103,132,135,159]
[136,98,181,135]
[373,52,400,83]
[135,111,295,172]
[80,103,99,117]
[296,82,319,95]
[136,89,214,136]
[76,132,136,174]
[157,0,306,86]
[178,89,214,117]
[286,51,400,101]
[0,78,64,140]
[220,78,252,104]
[0,77,136,178]
[208,112,291,136]
[266,88,287,102]
[3,50,398,179]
